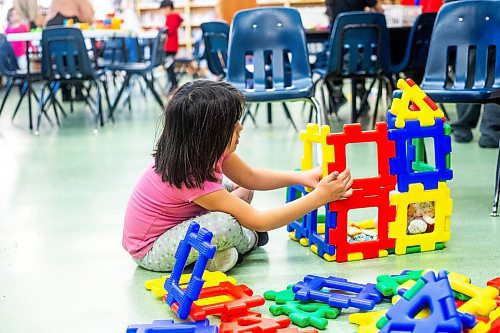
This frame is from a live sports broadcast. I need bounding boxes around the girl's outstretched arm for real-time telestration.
[194,169,353,232]
[222,153,322,190]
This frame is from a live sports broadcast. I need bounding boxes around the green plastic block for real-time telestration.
[444,124,452,136]
[402,279,426,301]
[376,316,389,329]
[269,301,341,330]
[453,290,472,302]
[406,245,422,254]
[435,243,445,250]
[376,270,424,297]
[264,285,296,304]
[446,153,451,169]
[412,161,436,172]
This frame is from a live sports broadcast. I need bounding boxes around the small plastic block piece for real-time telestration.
[145,271,237,298]
[306,205,336,260]
[300,123,334,180]
[488,277,500,290]
[377,270,465,333]
[292,275,382,310]
[172,281,265,321]
[269,301,341,329]
[276,328,318,333]
[286,185,310,242]
[326,122,396,193]
[389,182,452,255]
[126,319,218,333]
[469,308,500,333]
[387,115,453,192]
[376,270,424,297]
[219,313,291,333]
[447,272,500,317]
[164,222,216,320]
[389,78,445,128]
[349,310,387,333]
[264,286,296,304]
[327,187,396,262]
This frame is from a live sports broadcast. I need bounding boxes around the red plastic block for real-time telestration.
[490,317,500,333]
[221,311,262,323]
[487,278,500,307]
[171,282,265,321]
[328,187,396,262]
[219,314,291,333]
[326,123,396,194]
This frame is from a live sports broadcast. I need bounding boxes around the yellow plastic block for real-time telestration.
[317,224,325,234]
[390,79,444,128]
[469,307,500,333]
[347,252,364,261]
[389,183,452,255]
[349,219,376,229]
[447,272,499,317]
[300,123,334,190]
[378,250,388,257]
[310,244,336,261]
[144,271,237,298]
[194,295,233,306]
[349,310,387,333]
[299,237,309,247]
[289,231,299,241]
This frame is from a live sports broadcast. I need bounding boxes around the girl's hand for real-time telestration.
[300,166,323,188]
[313,168,353,204]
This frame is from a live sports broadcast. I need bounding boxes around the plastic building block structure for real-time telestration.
[285,78,453,263]
[377,271,471,333]
[126,319,218,333]
[172,281,265,321]
[145,271,237,298]
[469,308,500,333]
[292,275,382,310]
[164,221,216,320]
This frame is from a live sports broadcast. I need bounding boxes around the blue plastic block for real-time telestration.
[286,184,310,240]
[379,270,464,333]
[307,207,336,258]
[126,319,218,333]
[387,113,453,192]
[292,275,382,310]
[164,222,216,320]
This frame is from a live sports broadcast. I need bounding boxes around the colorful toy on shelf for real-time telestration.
[164,221,216,320]
[285,78,453,262]
[126,319,218,333]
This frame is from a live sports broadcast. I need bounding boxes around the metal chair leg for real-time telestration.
[491,140,500,217]
[0,78,14,116]
[371,77,383,129]
[241,103,257,126]
[34,83,47,135]
[11,82,28,122]
[281,103,298,132]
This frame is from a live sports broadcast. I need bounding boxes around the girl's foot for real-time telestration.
[205,247,238,273]
[256,231,269,247]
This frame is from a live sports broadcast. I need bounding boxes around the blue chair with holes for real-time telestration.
[36,27,111,134]
[314,12,393,128]
[201,21,229,79]
[418,0,500,216]
[227,7,323,128]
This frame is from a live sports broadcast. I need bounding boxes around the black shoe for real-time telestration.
[257,231,269,247]
[453,129,473,143]
[479,135,498,148]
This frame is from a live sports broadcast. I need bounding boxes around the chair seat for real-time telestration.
[230,78,314,102]
[105,62,151,73]
[422,88,500,104]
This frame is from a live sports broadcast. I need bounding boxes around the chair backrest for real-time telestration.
[201,21,230,76]
[326,12,392,77]
[404,12,437,74]
[227,7,311,91]
[422,0,500,90]
[102,37,140,63]
[0,34,20,76]
[41,27,96,80]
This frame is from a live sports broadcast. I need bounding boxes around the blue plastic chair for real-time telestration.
[418,0,500,216]
[201,21,230,79]
[227,7,323,126]
[0,34,44,126]
[107,29,167,120]
[392,13,437,83]
[37,27,111,134]
[313,12,393,127]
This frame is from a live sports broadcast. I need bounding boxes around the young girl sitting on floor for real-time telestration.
[122,80,353,272]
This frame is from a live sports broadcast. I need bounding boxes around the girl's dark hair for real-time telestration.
[159,0,174,9]
[6,8,16,25]
[154,80,245,189]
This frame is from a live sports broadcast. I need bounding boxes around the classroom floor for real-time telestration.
[0,85,498,332]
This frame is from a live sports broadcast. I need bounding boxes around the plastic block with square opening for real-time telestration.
[164,221,216,320]
[126,319,218,333]
[300,123,334,180]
